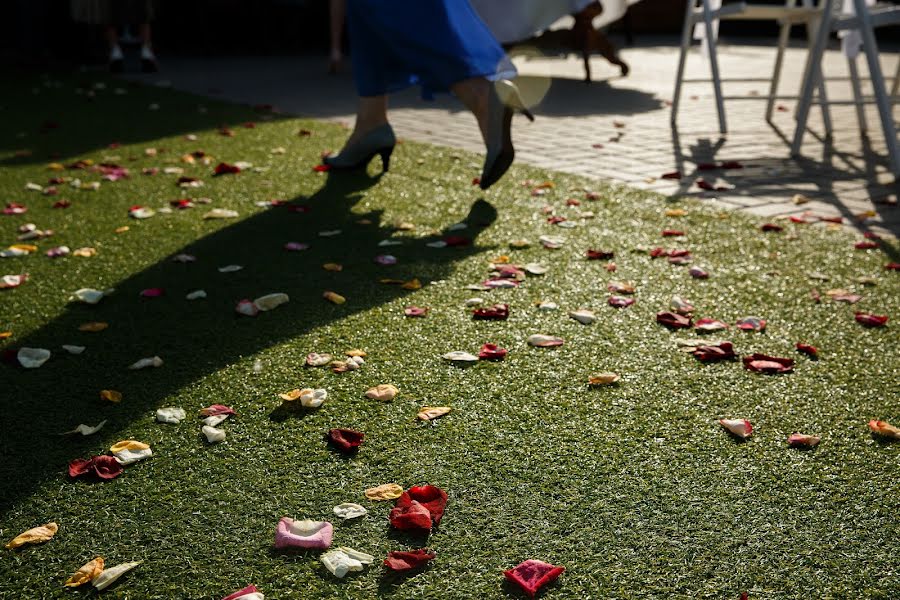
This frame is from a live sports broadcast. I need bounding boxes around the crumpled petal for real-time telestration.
[695,318,728,332]
[92,561,140,590]
[867,420,900,439]
[61,344,86,355]
[254,293,289,311]
[657,312,692,329]
[273,518,333,549]
[110,440,152,465]
[365,483,403,501]
[202,425,226,443]
[203,414,229,427]
[389,485,448,532]
[5,522,58,549]
[65,556,104,587]
[221,584,264,600]
[383,549,436,572]
[328,428,364,453]
[100,389,122,403]
[719,418,753,439]
[321,546,375,578]
[742,354,794,374]
[478,343,507,360]
[60,420,107,436]
[280,388,327,408]
[366,384,398,402]
[92,455,124,479]
[333,503,368,520]
[504,559,565,598]
[608,295,634,308]
[795,343,818,359]
[0,274,28,289]
[607,281,635,295]
[200,404,236,417]
[472,303,509,320]
[527,334,564,348]
[306,352,333,367]
[569,310,596,325]
[689,266,709,279]
[72,288,107,304]
[736,316,767,332]
[417,406,452,421]
[17,347,51,368]
[788,433,821,448]
[156,407,186,424]
[692,341,736,362]
[128,356,163,370]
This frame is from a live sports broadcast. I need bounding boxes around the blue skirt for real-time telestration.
[346,0,516,98]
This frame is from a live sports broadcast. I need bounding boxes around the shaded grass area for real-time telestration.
[1,71,899,599]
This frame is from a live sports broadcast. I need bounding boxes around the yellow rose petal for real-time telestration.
[109,440,149,453]
[0,331,12,340]
[5,522,58,549]
[323,291,345,304]
[65,557,104,587]
[345,349,367,357]
[365,483,403,501]
[79,322,108,332]
[417,406,451,421]
[72,247,97,258]
[323,263,343,272]
[365,384,398,401]
[400,278,421,290]
[100,390,122,403]
[114,226,129,234]
[279,389,301,401]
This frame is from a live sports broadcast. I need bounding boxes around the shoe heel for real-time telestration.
[379,147,393,172]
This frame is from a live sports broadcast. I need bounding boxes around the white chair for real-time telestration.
[791,0,900,175]
[671,0,828,134]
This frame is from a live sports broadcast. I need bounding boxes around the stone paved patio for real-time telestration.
[135,35,899,237]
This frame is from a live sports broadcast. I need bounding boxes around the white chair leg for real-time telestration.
[671,0,697,127]
[766,20,793,122]
[792,0,835,156]
[853,0,900,175]
[701,0,727,133]
[847,55,868,132]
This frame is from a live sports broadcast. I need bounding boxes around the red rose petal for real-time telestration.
[140,288,165,298]
[656,311,692,329]
[383,549,436,572]
[742,354,794,374]
[504,559,565,598]
[3,202,28,215]
[855,312,888,327]
[92,455,124,480]
[761,223,783,232]
[222,585,261,600]
[692,341,736,362]
[443,235,471,247]
[404,306,429,318]
[854,241,878,250]
[885,262,900,271]
[407,485,448,525]
[313,164,331,172]
[795,343,818,358]
[586,249,614,260]
[608,295,635,309]
[661,229,685,237]
[68,457,94,478]
[199,404,237,417]
[388,500,433,533]
[473,303,509,321]
[327,428,364,454]
[478,343,508,360]
[661,171,682,180]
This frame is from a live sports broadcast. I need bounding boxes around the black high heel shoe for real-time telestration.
[323,123,396,172]
[479,80,534,190]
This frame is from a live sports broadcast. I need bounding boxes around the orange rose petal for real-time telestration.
[100,390,122,403]
[400,278,422,290]
[78,322,109,332]
[417,406,451,421]
[114,226,129,234]
[345,349,367,358]
[0,331,12,340]
[5,522,58,549]
[279,389,302,401]
[323,263,343,272]
[65,557,104,587]
[589,373,620,386]
[323,291,346,304]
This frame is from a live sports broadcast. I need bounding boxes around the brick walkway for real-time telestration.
[138,36,899,236]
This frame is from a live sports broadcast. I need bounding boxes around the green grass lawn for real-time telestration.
[1,71,899,599]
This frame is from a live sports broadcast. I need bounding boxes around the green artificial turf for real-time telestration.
[1,71,899,599]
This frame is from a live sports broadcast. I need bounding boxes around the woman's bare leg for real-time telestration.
[451,77,490,143]
[341,95,389,149]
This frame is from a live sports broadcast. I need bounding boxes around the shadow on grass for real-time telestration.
[0,169,496,514]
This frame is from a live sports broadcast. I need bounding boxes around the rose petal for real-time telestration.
[795,343,818,359]
[323,291,346,304]
[383,549,436,572]
[306,352,333,367]
[736,316,767,332]
[719,418,753,439]
[656,312,692,329]
[333,503,368,520]
[692,341,736,362]
[92,561,140,591]
[504,560,565,598]
[588,373,620,386]
[417,406,452,421]
[608,296,635,309]
[527,334,564,348]
[365,483,403,501]
[742,354,794,374]
[867,419,900,439]
[202,425,226,443]
[5,522,58,549]
[366,384,399,402]
[569,309,596,325]
[221,585,263,600]
[855,312,888,327]
[586,249,614,260]
[478,343,507,361]
[695,318,729,332]
[328,428,364,454]
[607,281,635,294]
[254,293,289,311]
[100,389,122,403]
[128,356,163,369]
[442,351,479,362]
[72,288,106,304]
[140,287,164,298]
[404,306,429,318]
[156,407,186,424]
[321,547,374,578]
[17,347,50,368]
[92,455,124,479]
[788,433,821,448]
[274,518,333,550]
[60,420,107,436]
[65,557,104,587]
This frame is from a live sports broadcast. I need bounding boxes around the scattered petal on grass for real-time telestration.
[366,384,398,401]
[61,344,85,355]
[418,406,452,421]
[390,485,448,532]
[537,301,558,311]
[608,296,635,308]
[72,247,96,257]
[867,419,900,439]
[478,343,507,360]
[156,407,186,424]
[140,288,164,298]
[524,263,548,275]
[323,291,346,305]
[365,483,403,501]
[671,296,695,315]
[328,428,364,454]
[736,316,767,332]
[692,341,736,362]
[442,351,479,362]
[473,303,509,320]
[129,356,163,370]
[186,290,207,300]
[128,206,155,219]
[203,415,229,427]
[221,585,263,600]
[172,253,196,263]
[384,549,436,572]
[60,420,106,436]
[589,373,620,386]
[504,559,565,599]
[218,264,243,273]
[586,249,614,260]
[111,441,153,465]
[203,208,238,219]
[689,266,709,279]
[788,433,821,448]
[79,321,108,332]
[99,389,122,403]
[202,425,226,443]
[527,334,564,348]
[795,343,818,359]
[5,522,58,549]
[334,503,368,520]
[321,547,375,578]
[306,352,333,367]
[656,312,692,329]
[695,318,728,332]
[855,312,888,328]
[743,354,794,374]
[254,293,289,311]
[72,288,106,304]
[235,299,259,316]
[17,347,50,368]
[331,356,364,372]
[607,281,635,295]
[569,309,596,325]
[274,518,333,549]
[92,561,140,591]
[200,404,236,417]
[64,557,104,587]
[69,455,123,480]
[719,418,753,439]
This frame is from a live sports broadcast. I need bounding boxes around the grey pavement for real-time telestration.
[135,35,899,237]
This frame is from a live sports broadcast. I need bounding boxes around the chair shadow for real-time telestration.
[0,170,494,514]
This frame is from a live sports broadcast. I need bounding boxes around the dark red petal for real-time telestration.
[661,229,685,237]
[885,262,900,271]
[742,354,794,374]
[854,241,878,250]
[649,247,669,258]
[407,485,448,525]
[761,223,783,232]
[68,457,94,478]
[656,312,692,329]
[504,559,565,598]
[388,499,433,532]
[327,428,364,453]
[586,249,614,260]
[443,236,471,247]
[383,549,436,572]
[214,162,241,175]
[795,343,818,359]
[692,342,736,362]
[92,455,124,480]
[478,343,508,360]
[312,164,331,172]
[661,171,682,180]
[472,303,509,321]
[855,312,888,327]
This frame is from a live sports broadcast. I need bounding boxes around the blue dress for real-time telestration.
[346,0,516,98]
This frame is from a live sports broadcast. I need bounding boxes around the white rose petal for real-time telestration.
[321,547,374,578]
[60,420,107,436]
[18,347,51,368]
[202,425,226,443]
[129,356,163,370]
[569,309,596,325]
[254,293,289,311]
[186,290,207,300]
[218,264,243,273]
[203,414,229,427]
[92,561,141,591]
[113,447,153,465]
[72,288,106,304]
[61,345,86,355]
[442,351,479,362]
[156,407,186,424]
[333,503,368,520]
